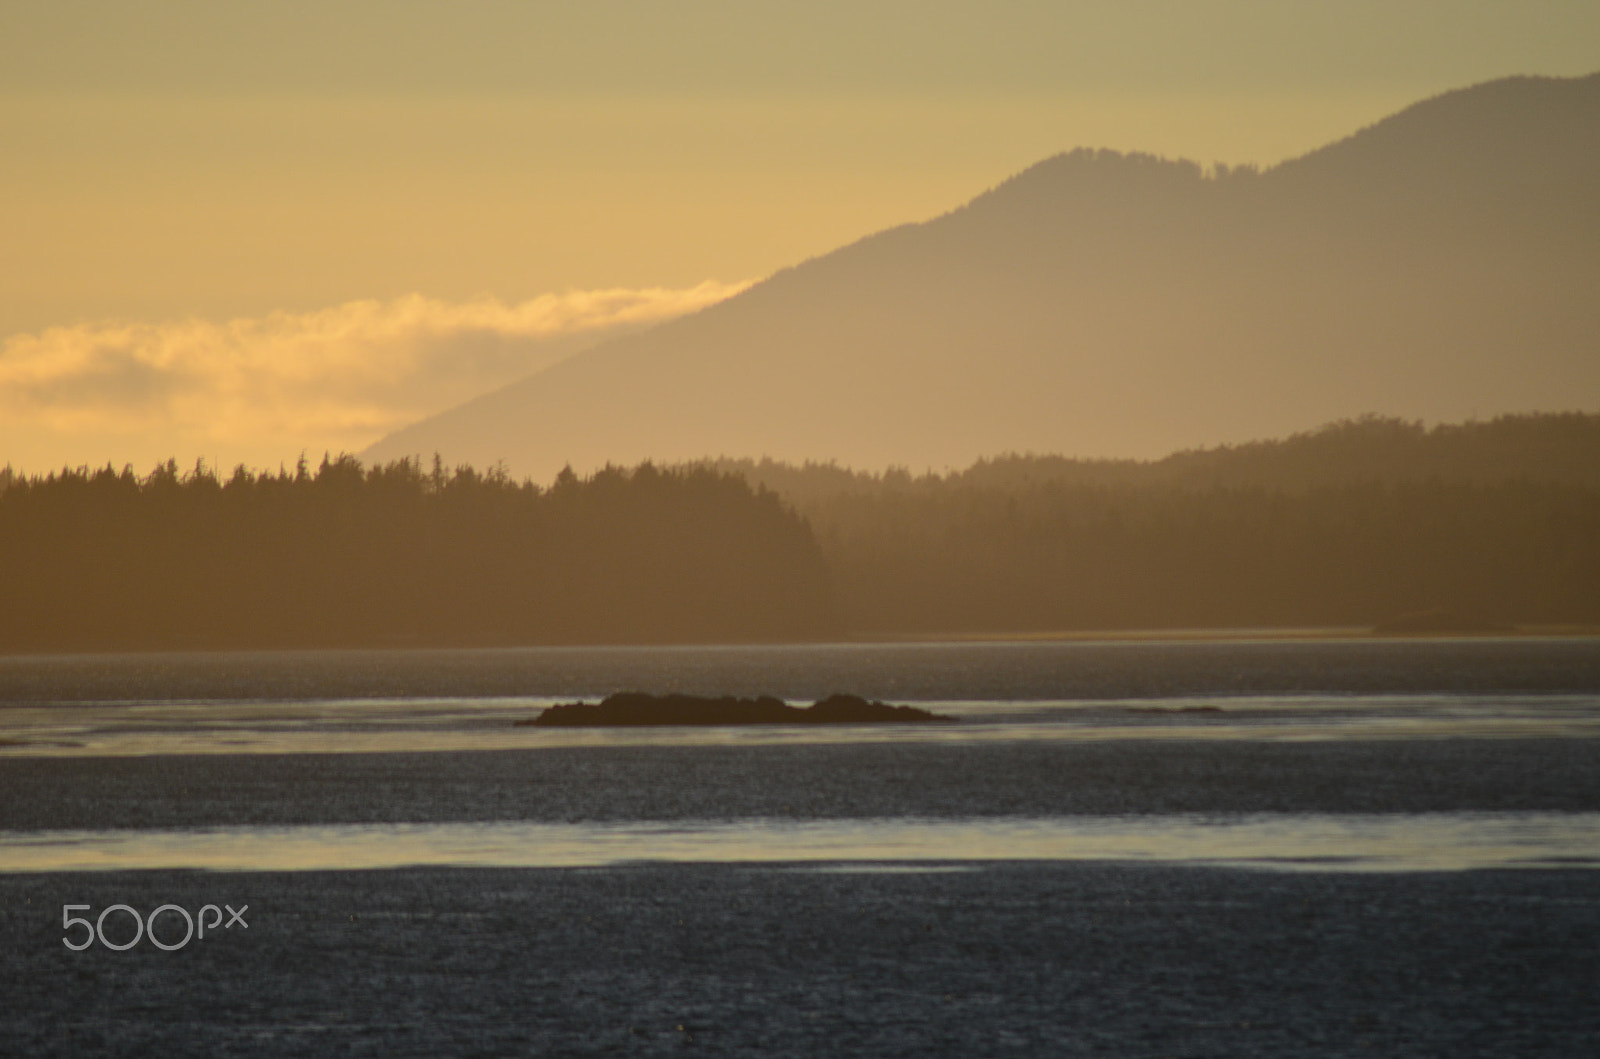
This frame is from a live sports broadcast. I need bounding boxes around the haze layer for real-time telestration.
[366,75,1600,478]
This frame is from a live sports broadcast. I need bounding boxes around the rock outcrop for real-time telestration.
[517,692,953,726]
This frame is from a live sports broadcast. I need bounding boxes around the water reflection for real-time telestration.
[3,813,1597,873]
[3,693,1599,757]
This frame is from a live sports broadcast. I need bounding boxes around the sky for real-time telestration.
[3,1,1598,475]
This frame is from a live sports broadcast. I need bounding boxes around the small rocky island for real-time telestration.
[517,692,954,727]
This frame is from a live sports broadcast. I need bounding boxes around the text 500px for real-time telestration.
[62,903,248,951]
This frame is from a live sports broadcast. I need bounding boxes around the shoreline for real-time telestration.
[851,624,1600,643]
[3,625,1600,660]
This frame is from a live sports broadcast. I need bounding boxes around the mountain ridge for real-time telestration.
[366,73,1600,478]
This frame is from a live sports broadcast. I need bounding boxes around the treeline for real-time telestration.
[4,413,1598,649]
[0,456,836,651]
[714,414,1600,504]
[790,479,1600,633]
[706,414,1600,634]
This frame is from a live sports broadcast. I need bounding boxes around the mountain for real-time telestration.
[711,413,1600,505]
[365,74,1600,480]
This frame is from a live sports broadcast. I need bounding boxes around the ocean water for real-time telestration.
[8,812,1600,874]
[5,636,1600,706]
[4,639,1600,1055]
[2,638,1598,868]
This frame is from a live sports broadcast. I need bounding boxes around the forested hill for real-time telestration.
[5,413,1598,650]
[712,413,1600,504]
[0,458,836,651]
[704,414,1600,635]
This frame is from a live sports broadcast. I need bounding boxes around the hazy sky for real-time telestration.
[3,2,1598,473]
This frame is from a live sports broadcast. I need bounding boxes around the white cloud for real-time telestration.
[0,281,749,474]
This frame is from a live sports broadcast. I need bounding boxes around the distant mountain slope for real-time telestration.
[365,74,1600,479]
[705,413,1600,506]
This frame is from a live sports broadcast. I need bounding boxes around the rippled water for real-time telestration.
[6,812,1599,874]
[4,691,1600,757]
[4,637,1599,705]
[3,638,1598,875]
[5,641,1600,1056]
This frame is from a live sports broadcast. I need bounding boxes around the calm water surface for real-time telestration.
[3,638,1598,873]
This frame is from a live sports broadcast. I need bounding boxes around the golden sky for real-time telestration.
[3,2,1598,473]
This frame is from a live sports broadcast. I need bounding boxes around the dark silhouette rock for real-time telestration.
[516,692,954,727]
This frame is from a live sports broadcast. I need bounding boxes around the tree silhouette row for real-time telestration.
[3,413,1597,649]
[0,456,836,650]
[710,414,1600,634]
